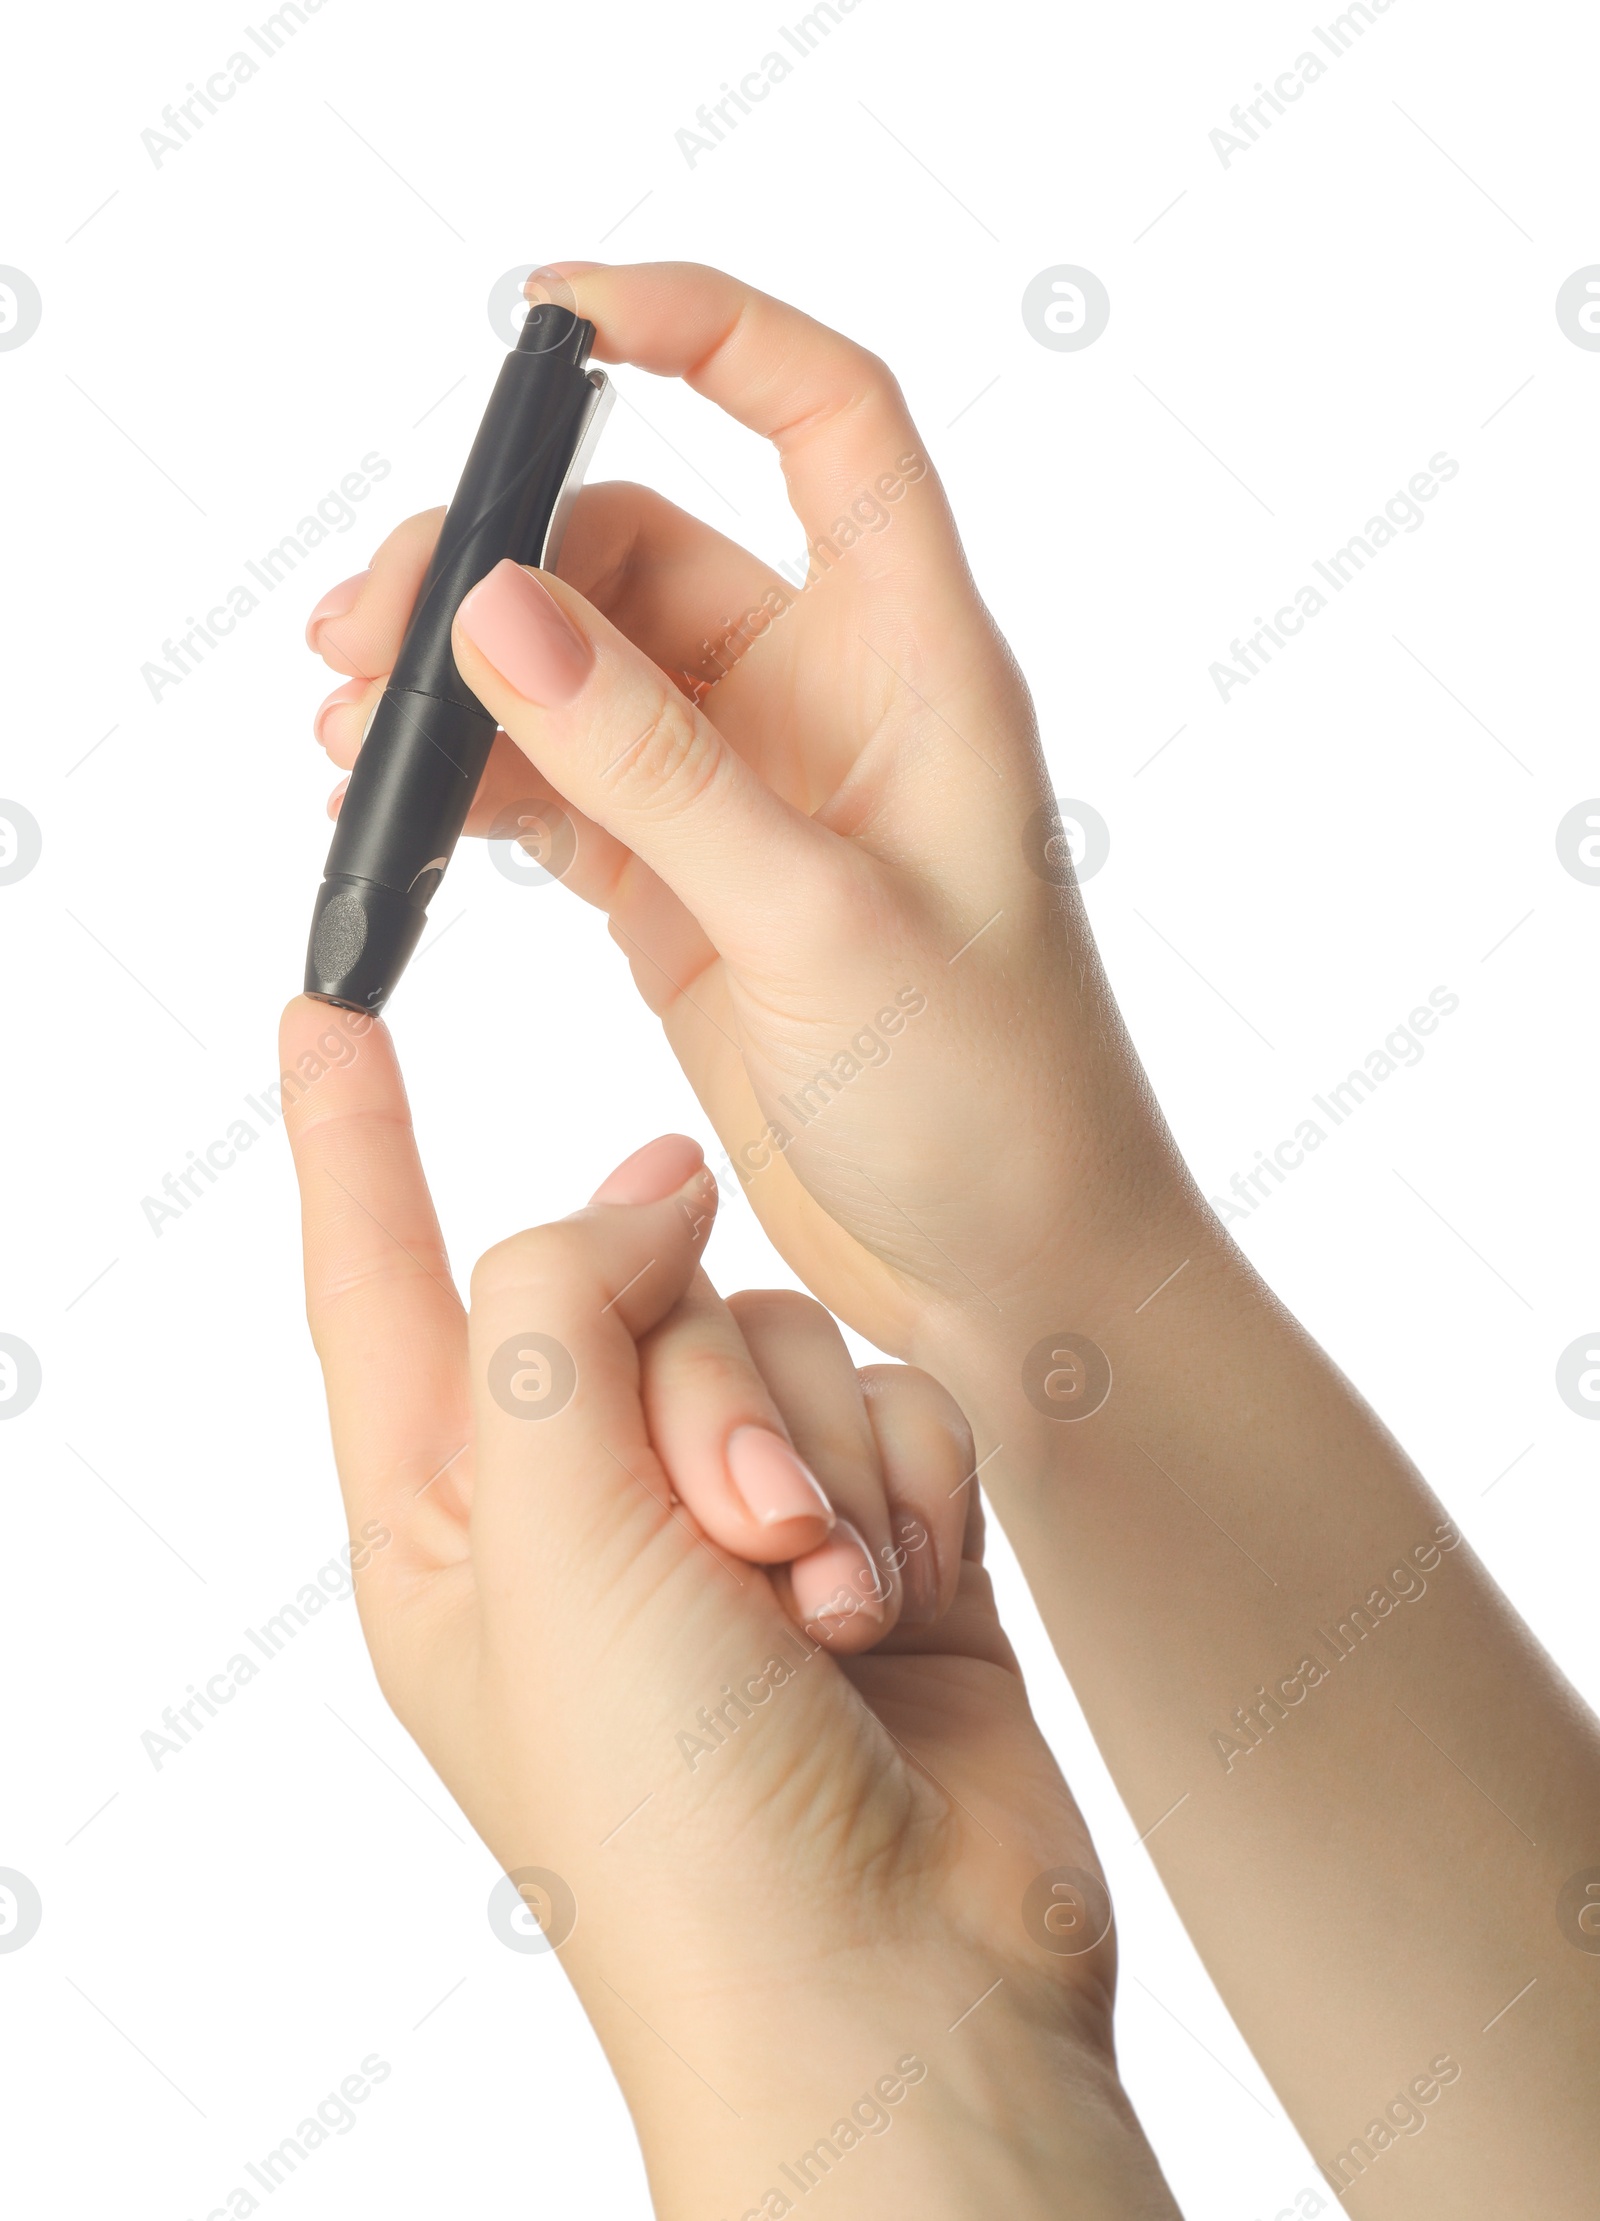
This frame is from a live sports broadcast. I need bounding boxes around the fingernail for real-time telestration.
[895,1509,939,1623]
[305,572,368,646]
[588,1133,703,1207]
[314,678,367,747]
[528,262,607,292]
[456,560,593,705]
[327,777,348,820]
[726,1426,834,1529]
[803,1520,888,1629]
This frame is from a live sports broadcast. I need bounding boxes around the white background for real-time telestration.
[1,1,1596,2215]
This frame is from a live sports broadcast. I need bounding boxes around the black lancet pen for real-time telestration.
[304,300,612,1012]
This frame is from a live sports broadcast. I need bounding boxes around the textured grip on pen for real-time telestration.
[304,876,428,1013]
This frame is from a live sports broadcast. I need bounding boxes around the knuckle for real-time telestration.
[469,1222,587,1309]
[868,1358,968,1430]
[560,481,657,593]
[804,342,894,423]
[727,1287,831,1336]
[606,686,723,821]
[855,344,898,399]
[374,506,445,572]
[842,346,913,436]
[960,1559,995,1611]
[660,1335,763,1409]
[468,1234,532,1309]
[576,477,661,529]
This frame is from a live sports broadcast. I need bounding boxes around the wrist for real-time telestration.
[621,1968,1173,2221]
[906,1161,1225,1465]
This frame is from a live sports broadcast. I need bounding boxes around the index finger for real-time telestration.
[551,260,960,572]
[279,995,471,1575]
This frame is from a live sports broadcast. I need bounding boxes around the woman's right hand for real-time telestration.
[305,260,1191,1374]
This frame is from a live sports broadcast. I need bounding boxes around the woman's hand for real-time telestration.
[305,260,1190,1368]
[278,994,1178,2221]
[300,265,1600,2216]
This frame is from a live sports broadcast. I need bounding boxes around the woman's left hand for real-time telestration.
[279,994,1178,2221]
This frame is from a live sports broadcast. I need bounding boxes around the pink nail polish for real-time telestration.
[726,1427,834,1528]
[314,678,367,747]
[798,1520,888,1632]
[456,560,594,705]
[588,1133,704,1206]
[305,572,368,646]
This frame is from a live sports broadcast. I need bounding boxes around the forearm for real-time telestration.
[916,1182,1600,2215]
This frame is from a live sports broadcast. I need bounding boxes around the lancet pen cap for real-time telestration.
[305,875,429,1013]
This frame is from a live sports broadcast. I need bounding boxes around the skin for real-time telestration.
[280,1023,1181,2218]
[303,262,1600,2212]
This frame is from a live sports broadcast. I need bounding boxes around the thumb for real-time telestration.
[466,1133,720,1594]
[452,559,854,969]
[464,1140,810,1783]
